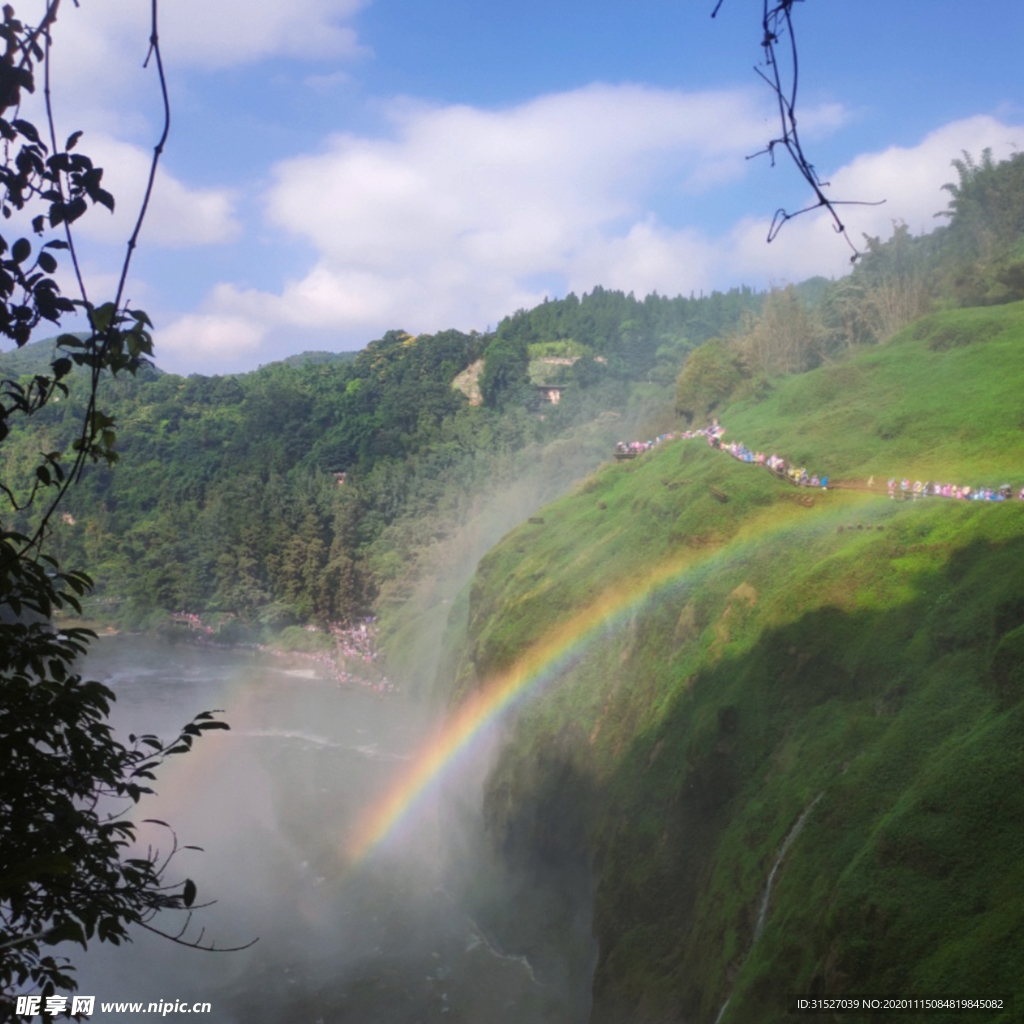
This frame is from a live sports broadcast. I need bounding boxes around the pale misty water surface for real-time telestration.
[65,636,574,1023]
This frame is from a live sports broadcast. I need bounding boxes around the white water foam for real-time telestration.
[714,792,824,1022]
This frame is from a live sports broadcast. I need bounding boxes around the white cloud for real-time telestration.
[566,218,719,298]
[66,136,240,249]
[728,115,1024,283]
[5,0,370,151]
[158,313,268,365]
[32,0,369,88]
[161,0,369,68]
[11,0,368,245]
[154,95,1024,373]
[264,83,797,271]
[158,83,832,366]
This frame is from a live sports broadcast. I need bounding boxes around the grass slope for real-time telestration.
[440,303,1024,1024]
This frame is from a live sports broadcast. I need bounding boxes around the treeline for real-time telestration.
[677,148,1024,418]
[3,284,760,633]
[478,284,761,410]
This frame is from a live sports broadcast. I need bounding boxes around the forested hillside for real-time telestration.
[4,150,1022,661]
[439,300,1024,1023]
[421,149,1024,1022]
[1,287,760,646]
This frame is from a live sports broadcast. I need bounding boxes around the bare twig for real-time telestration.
[714,0,884,256]
[137,921,259,953]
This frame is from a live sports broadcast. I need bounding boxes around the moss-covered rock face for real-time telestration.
[439,303,1024,1024]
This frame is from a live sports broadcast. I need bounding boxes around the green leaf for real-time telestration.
[64,196,87,223]
[47,920,88,949]
[12,118,40,143]
[11,236,30,263]
[89,302,116,332]
[2,853,75,886]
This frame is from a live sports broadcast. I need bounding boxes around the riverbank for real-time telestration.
[56,613,397,694]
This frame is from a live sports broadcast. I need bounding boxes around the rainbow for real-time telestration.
[343,548,714,865]
[343,492,855,866]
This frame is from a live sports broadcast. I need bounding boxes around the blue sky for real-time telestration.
[26,0,1024,373]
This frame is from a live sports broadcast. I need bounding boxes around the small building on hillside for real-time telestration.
[536,384,567,405]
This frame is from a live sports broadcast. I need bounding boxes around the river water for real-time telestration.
[67,636,575,1023]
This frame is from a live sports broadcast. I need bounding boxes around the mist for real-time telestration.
[62,634,590,1023]
[47,390,688,1022]
[382,392,678,699]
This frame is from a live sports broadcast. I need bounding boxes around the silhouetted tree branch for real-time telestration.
[713,0,884,259]
[0,3,241,1016]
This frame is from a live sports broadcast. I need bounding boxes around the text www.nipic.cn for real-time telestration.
[16,996,213,1016]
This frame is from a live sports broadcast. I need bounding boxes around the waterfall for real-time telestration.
[753,792,824,942]
[713,792,824,1023]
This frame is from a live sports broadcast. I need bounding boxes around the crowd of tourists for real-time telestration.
[614,426,728,457]
[613,422,1024,501]
[248,620,395,693]
[708,427,829,489]
[887,478,1022,502]
[614,424,829,489]
[328,619,395,693]
[172,611,216,634]
[331,618,381,663]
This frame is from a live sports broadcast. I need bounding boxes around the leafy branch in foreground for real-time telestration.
[0,1,243,1015]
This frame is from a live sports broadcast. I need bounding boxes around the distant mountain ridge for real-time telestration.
[0,336,360,379]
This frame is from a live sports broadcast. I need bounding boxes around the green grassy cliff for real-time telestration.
[440,302,1024,1023]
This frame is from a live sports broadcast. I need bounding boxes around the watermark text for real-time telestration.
[16,995,213,1017]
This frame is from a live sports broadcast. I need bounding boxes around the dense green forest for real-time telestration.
[3,148,1020,659]
[1,286,761,640]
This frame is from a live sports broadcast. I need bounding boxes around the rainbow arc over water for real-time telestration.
[344,548,710,865]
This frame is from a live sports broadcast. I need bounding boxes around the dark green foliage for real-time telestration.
[870,151,1024,315]
[0,605,228,996]
[0,281,772,640]
[9,292,738,632]
[569,354,606,389]
[0,5,239,1005]
[480,314,532,409]
[494,285,761,385]
[674,338,748,421]
[2,327,493,625]
[444,310,1024,1023]
[273,349,358,368]
[939,149,1024,267]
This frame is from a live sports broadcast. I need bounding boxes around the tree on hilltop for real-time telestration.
[480,312,532,409]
